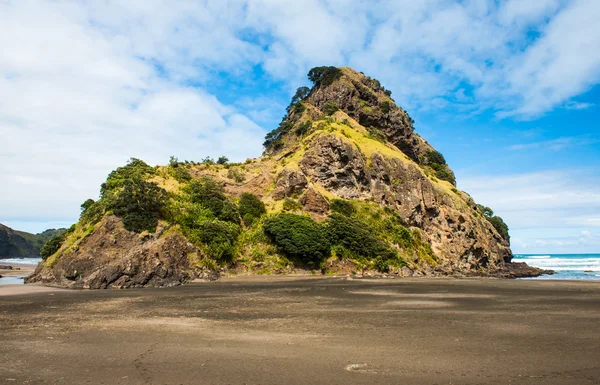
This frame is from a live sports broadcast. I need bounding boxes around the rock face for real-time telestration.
[299,133,511,270]
[26,66,548,288]
[27,216,198,289]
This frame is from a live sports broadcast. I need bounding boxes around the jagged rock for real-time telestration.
[26,216,197,289]
[272,170,308,199]
[299,188,330,214]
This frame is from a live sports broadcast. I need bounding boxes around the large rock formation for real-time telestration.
[27,66,549,288]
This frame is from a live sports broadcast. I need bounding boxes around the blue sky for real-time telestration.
[1,0,599,254]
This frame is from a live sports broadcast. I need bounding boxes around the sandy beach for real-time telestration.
[1,277,599,384]
[0,262,35,277]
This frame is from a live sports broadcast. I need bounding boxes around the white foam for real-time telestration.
[0,258,42,265]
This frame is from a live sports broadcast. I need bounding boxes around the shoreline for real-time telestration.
[0,262,36,277]
[1,273,598,298]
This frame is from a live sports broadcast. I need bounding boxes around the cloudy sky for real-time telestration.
[1,0,599,254]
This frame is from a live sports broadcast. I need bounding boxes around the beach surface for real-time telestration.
[1,277,599,384]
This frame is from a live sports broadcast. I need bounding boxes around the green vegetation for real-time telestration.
[307,66,342,87]
[325,213,397,265]
[330,199,355,216]
[380,100,391,114]
[100,158,156,196]
[40,226,74,260]
[293,102,306,114]
[217,156,229,165]
[239,193,266,226]
[263,214,331,265]
[322,101,339,115]
[295,120,312,136]
[477,205,510,240]
[422,150,456,185]
[110,178,169,233]
[282,198,303,212]
[291,86,310,105]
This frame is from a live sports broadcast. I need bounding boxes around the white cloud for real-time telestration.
[2,0,600,233]
[460,170,600,253]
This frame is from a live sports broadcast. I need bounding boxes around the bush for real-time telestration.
[263,214,331,264]
[380,101,391,114]
[322,101,339,116]
[384,89,392,97]
[169,166,192,183]
[239,193,266,226]
[295,120,312,136]
[330,199,355,216]
[109,178,169,232]
[307,66,342,87]
[282,198,303,212]
[325,213,396,263]
[185,178,240,223]
[217,156,229,165]
[424,150,447,166]
[80,199,105,225]
[100,158,155,197]
[227,167,245,183]
[293,102,306,114]
[189,220,241,262]
[40,232,67,259]
[488,216,510,240]
[435,166,456,185]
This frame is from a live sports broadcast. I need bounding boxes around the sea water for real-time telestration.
[0,257,42,285]
[513,254,600,280]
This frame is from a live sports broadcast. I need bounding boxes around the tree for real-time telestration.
[307,66,342,87]
[217,156,229,165]
[291,86,310,105]
[80,199,95,213]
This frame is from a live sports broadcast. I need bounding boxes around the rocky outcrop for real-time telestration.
[26,216,199,289]
[296,132,511,268]
[26,66,549,288]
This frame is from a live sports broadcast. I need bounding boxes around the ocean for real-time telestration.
[513,254,600,280]
[0,258,41,285]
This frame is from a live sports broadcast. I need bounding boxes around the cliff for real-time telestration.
[27,67,548,288]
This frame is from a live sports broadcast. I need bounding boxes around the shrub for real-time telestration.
[169,166,192,182]
[185,177,240,223]
[435,166,456,185]
[367,126,387,143]
[322,101,339,116]
[325,213,396,262]
[239,193,266,226]
[189,220,241,262]
[380,101,391,114]
[424,150,447,165]
[109,178,169,232]
[293,102,306,114]
[100,158,155,197]
[80,199,105,225]
[295,120,312,136]
[330,199,355,216]
[489,216,510,240]
[263,214,331,264]
[217,156,229,165]
[282,198,303,212]
[227,167,245,183]
[384,89,392,97]
[40,231,67,259]
[307,66,342,87]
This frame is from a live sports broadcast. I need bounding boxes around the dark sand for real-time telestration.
[1,277,599,385]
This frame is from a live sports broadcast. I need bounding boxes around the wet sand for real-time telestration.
[1,277,599,384]
[0,263,35,277]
